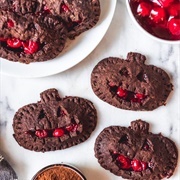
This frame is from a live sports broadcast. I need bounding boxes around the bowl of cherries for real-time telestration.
[126,0,180,43]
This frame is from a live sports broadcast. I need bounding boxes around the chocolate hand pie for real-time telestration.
[91,52,173,111]
[13,88,97,152]
[43,0,101,39]
[0,10,67,63]
[94,120,178,180]
[0,0,100,63]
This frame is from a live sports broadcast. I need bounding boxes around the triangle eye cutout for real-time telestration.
[137,71,148,83]
[119,67,130,77]
[119,135,129,144]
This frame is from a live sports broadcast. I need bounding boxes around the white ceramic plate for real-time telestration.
[0,0,117,78]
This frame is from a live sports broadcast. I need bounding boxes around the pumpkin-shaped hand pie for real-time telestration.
[13,89,97,152]
[0,10,67,63]
[94,120,178,180]
[91,52,173,111]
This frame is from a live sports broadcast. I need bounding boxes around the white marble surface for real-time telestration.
[0,0,180,180]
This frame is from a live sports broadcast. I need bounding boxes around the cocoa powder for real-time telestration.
[35,165,83,180]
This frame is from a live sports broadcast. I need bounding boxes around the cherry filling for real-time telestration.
[60,3,70,13]
[7,19,14,28]
[0,37,40,54]
[110,85,147,104]
[112,153,148,172]
[25,123,79,138]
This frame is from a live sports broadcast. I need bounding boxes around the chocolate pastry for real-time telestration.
[43,0,101,39]
[0,10,67,63]
[91,52,173,111]
[0,0,43,14]
[94,120,178,180]
[13,88,97,152]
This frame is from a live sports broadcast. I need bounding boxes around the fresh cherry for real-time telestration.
[35,130,48,138]
[117,155,132,170]
[117,88,128,98]
[137,2,152,17]
[53,128,64,137]
[158,0,175,8]
[22,41,39,54]
[150,7,166,23]
[7,38,22,48]
[168,3,180,17]
[168,18,180,36]
[131,159,148,171]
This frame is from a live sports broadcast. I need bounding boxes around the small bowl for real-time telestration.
[32,163,86,180]
[126,0,180,44]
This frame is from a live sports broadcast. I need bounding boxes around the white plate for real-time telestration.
[0,0,117,78]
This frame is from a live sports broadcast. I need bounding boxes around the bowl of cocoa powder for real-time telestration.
[32,164,86,180]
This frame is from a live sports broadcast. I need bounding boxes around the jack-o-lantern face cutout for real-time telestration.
[0,9,67,64]
[94,120,178,180]
[91,52,173,111]
[13,89,97,152]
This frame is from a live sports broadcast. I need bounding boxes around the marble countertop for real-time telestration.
[0,0,180,180]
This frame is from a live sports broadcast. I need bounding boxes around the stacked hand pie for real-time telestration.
[0,0,100,63]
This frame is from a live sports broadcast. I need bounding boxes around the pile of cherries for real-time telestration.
[25,123,79,138]
[129,0,180,40]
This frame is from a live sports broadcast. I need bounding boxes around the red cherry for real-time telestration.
[131,159,143,171]
[7,38,22,48]
[35,130,48,138]
[117,155,131,170]
[117,88,128,98]
[135,93,146,100]
[141,161,148,170]
[22,40,39,54]
[131,159,148,171]
[7,19,14,28]
[61,4,69,12]
[168,3,180,17]
[158,0,175,8]
[137,2,152,17]
[168,18,180,36]
[53,128,64,137]
[66,124,78,132]
[150,7,166,23]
